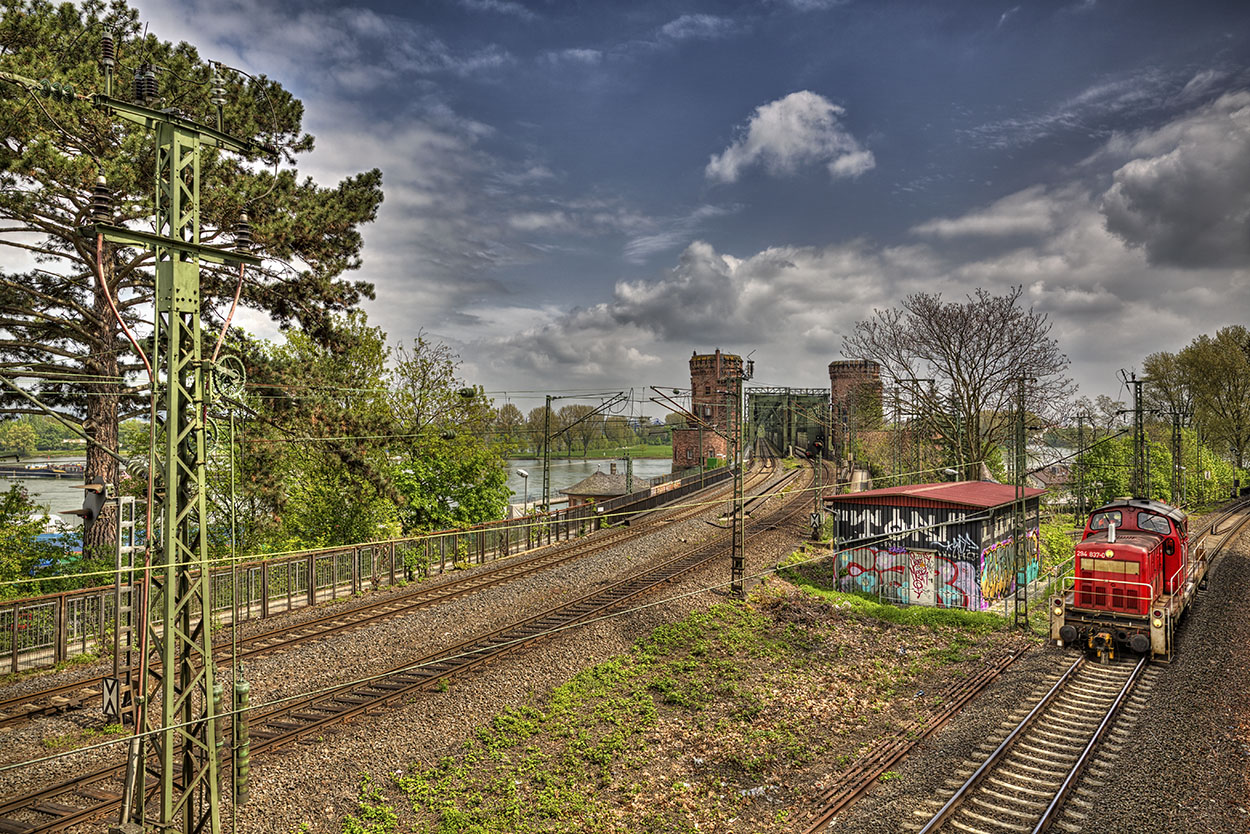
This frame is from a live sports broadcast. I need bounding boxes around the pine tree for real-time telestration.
[0,0,383,555]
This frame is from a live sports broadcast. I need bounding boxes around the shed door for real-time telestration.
[908,550,936,607]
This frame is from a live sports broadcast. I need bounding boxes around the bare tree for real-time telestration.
[844,287,1072,474]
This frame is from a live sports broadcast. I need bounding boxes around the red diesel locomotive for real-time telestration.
[1050,497,1208,662]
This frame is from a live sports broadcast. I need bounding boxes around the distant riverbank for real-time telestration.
[505,457,672,501]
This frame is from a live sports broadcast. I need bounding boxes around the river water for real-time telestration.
[1,458,86,527]
[505,457,672,506]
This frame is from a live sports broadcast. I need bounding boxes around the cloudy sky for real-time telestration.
[134,0,1250,413]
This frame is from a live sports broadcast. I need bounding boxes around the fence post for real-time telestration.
[307,554,316,608]
[351,547,360,595]
[261,563,270,619]
[56,595,67,665]
[96,592,105,657]
[8,603,17,674]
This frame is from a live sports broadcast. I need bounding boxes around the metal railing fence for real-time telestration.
[2,464,733,673]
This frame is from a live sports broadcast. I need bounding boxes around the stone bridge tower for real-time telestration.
[672,349,743,470]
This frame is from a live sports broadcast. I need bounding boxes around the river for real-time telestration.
[505,457,672,506]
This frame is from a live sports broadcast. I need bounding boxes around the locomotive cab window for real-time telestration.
[1089,511,1122,530]
[1080,558,1140,575]
[1137,512,1171,535]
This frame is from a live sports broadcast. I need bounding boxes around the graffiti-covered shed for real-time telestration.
[825,481,1046,611]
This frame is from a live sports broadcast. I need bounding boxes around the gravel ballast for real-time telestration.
[5,487,1246,834]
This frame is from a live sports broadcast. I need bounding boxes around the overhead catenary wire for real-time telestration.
[0,458,972,590]
[0,492,1015,780]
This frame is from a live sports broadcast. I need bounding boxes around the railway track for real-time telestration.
[0,458,786,732]
[0,455,815,832]
[910,655,1153,834]
[802,500,1250,832]
[801,649,1027,834]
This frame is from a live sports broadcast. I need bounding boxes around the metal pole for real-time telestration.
[542,394,551,511]
[1131,374,1145,498]
[732,377,745,598]
[1076,412,1086,519]
[1012,376,1032,629]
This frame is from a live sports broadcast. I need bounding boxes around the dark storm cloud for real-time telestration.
[1100,91,1250,268]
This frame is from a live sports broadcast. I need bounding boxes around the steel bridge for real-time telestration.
[748,387,830,456]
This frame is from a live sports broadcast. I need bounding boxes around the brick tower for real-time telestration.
[673,349,744,469]
[828,359,883,461]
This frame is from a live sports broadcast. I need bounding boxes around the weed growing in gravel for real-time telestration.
[41,722,127,751]
[341,774,398,834]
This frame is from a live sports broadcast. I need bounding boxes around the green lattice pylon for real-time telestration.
[86,94,264,834]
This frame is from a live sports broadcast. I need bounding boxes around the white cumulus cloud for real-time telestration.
[705,91,875,184]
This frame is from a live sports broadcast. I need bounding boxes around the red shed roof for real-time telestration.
[824,480,1046,510]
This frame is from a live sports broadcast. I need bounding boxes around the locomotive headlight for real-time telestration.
[1053,605,1063,616]
[1152,617,1163,628]
[1105,549,1114,557]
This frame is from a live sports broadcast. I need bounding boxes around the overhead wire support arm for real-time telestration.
[0,374,129,465]
[90,93,278,158]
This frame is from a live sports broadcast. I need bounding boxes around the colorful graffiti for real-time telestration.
[838,546,907,599]
[978,527,1040,603]
[838,527,1041,612]
[909,551,931,603]
[934,557,980,609]
[838,546,984,610]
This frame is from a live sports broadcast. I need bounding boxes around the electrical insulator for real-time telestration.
[99,32,115,69]
[233,678,251,806]
[38,79,75,101]
[133,64,157,103]
[90,175,112,224]
[143,66,158,102]
[233,212,252,252]
[210,74,227,108]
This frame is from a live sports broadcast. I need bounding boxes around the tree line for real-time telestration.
[0,415,83,457]
[840,289,1248,509]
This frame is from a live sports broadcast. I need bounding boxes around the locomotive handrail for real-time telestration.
[1065,575,1158,614]
[1166,562,1188,590]
[1068,576,1155,594]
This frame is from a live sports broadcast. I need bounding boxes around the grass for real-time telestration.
[337,577,1023,833]
[362,603,836,833]
[41,722,128,751]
